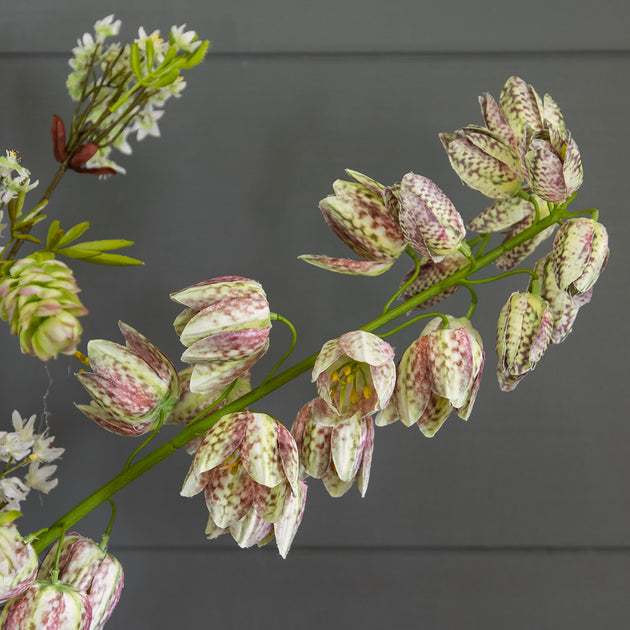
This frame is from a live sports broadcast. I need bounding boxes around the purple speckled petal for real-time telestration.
[467,196,533,233]
[274,479,307,558]
[170,277,265,310]
[74,402,156,437]
[562,134,583,196]
[298,254,396,276]
[297,403,333,478]
[543,94,567,137]
[356,418,374,497]
[495,214,556,271]
[252,480,291,523]
[310,395,347,428]
[240,413,286,489]
[399,173,466,259]
[417,393,453,438]
[312,338,344,381]
[479,93,516,146]
[499,76,544,144]
[396,337,432,427]
[330,414,366,483]
[180,412,248,496]
[462,126,521,172]
[230,507,273,549]
[276,422,300,496]
[204,464,254,528]
[525,137,567,203]
[338,330,394,366]
[205,514,229,540]
[0,523,37,604]
[369,362,397,410]
[321,469,354,498]
[456,353,485,421]
[345,169,386,197]
[374,397,399,427]
[181,328,270,363]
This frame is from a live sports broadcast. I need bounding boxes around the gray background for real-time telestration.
[2,2,629,628]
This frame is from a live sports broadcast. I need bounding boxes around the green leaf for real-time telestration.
[46,219,64,250]
[14,233,40,243]
[150,67,181,88]
[145,38,155,73]
[130,42,142,79]
[56,246,144,266]
[57,221,90,247]
[161,45,178,67]
[70,239,134,252]
[183,40,211,69]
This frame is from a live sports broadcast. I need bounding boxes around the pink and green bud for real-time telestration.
[498,76,545,146]
[532,254,592,344]
[0,581,92,629]
[171,276,271,394]
[299,170,406,276]
[292,398,374,498]
[75,322,180,436]
[312,331,395,423]
[0,518,38,604]
[37,534,123,630]
[377,316,484,437]
[551,218,608,297]
[0,256,87,361]
[496,292,553,391]
[479,92,516,147]
[399,173,466,261]
[440,127,523,199]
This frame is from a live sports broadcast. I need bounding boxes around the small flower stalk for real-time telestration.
[0,255,87,361]
[292,398,374,498]
[496,292,553,391]
[299,170,406,276]
[0,515,38,604]
[171,276,271,395]
[75,322,180,436]
[37,534,124,630]
[312,331,396,424]
[378,316,484,437]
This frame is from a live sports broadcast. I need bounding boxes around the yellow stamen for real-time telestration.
[363,385,372,400]
[74,350,90,367]
[331,370,339,382]
[350,390,359,404]
[343,365,352,376]
[346,373,354,383]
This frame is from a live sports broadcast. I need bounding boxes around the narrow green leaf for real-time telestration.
[150,67,180,88]
[46,219,63,249]
[70,239,134,252]
[57,221,90,247]
[14,213,47,231]
[130,42,142,79]
[56,247,144,266]
[14,234,40,243]
[145,38,155,73]
[161,45,178,67]
[183,40,211,69]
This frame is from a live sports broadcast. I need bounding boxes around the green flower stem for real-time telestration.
[464,268,538,285]
[263,313,298,384]
[99,498,116,551]
[30,203,577,554]
[123,410,165,471]
[382,247,422,313]
[461,282,478,320]
[380,312,450,338]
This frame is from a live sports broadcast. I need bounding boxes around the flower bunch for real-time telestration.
[0,151,38,207]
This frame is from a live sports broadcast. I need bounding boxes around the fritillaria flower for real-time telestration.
[171,276,271,394]
[299,170,406,276]
[292,398,374,498]
[496,292,553,391]
[497,76,545,146]
[180,411,303,557]
[0,518,38,604]
[377,316,484,437]
[75,322,180,436]
[37,534,124,630]
[551,218,608,297]
[0,581,92,629]
[398,172,466,261]
[312,331,395,424]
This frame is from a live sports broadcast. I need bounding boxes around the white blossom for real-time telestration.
[0,477,29,512]
[25,462,58,494]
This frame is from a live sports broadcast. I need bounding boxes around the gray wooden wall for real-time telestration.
[2,2,629,628]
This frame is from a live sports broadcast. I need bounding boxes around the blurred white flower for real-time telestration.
[24,462,58,494]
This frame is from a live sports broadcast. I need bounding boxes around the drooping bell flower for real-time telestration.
[439,127,523,199]
[299,170,406,276]
[170,276,271,394]
[0,581,92,629]
[0,255,87,361]
[180,411,302,557]
[398,172,466,262]
[291,398,374,498]
[551,218,608,297]
[75,322,180,436]
[37,534,123,630]
[496,292,553,391]
[0,515,38,604]
[312,331,395,423]
[531,254,592,344]
[377,316,484,437]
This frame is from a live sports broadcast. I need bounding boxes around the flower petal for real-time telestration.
[240,413,286,489]
[203,465,254,528]
[330,414,367,483]
[298,254,396,276]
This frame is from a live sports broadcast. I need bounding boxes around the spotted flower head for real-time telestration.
[299,170,406,276]
[171,276,271,395]
[0,516,38,605]
[377,316,484,437]
[75,322,180,436]
[312,331,396,424]
[496,292,553,391]
[292,398,374,498]
[180,411,304,558]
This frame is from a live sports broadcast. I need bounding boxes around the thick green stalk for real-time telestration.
[31,204,571,553]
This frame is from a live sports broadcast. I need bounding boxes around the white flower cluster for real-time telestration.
[0,411,64,513]
[0,151,39,206]
[66,15,204,175]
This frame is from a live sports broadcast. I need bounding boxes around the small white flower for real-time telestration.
[25,461,58,494]
[11,411,36,444]
[0,477,29,511]
[94,14,122,42]
[32,433,64,463]
[170,25,202,53]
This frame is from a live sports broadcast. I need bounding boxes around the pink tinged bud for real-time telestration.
[440,128,523,200]
[479,93,516,147]
[376,316,484,437]
[551,218,609,297]
[496,292,553,391]
[171,277,271,394]
[0,581,92,629]
[75,322,180,436]
[532,255,593,344]
[0,523,38,604]
[499,76,544,145]
[37,534,123,630]
[299,171,405,276]
[399,173,466,261]
[312,331,395,421]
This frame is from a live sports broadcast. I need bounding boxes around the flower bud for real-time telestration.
[0,581,92,629]
[0,256,87,361]
[551,218,608,296]
[498,76,544,145]
[0,520,38,604]
[37,534,123,630]
[75,322,180,436]
[398,173,466,261]
[171,276,271,394]
[496,292,553,391]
